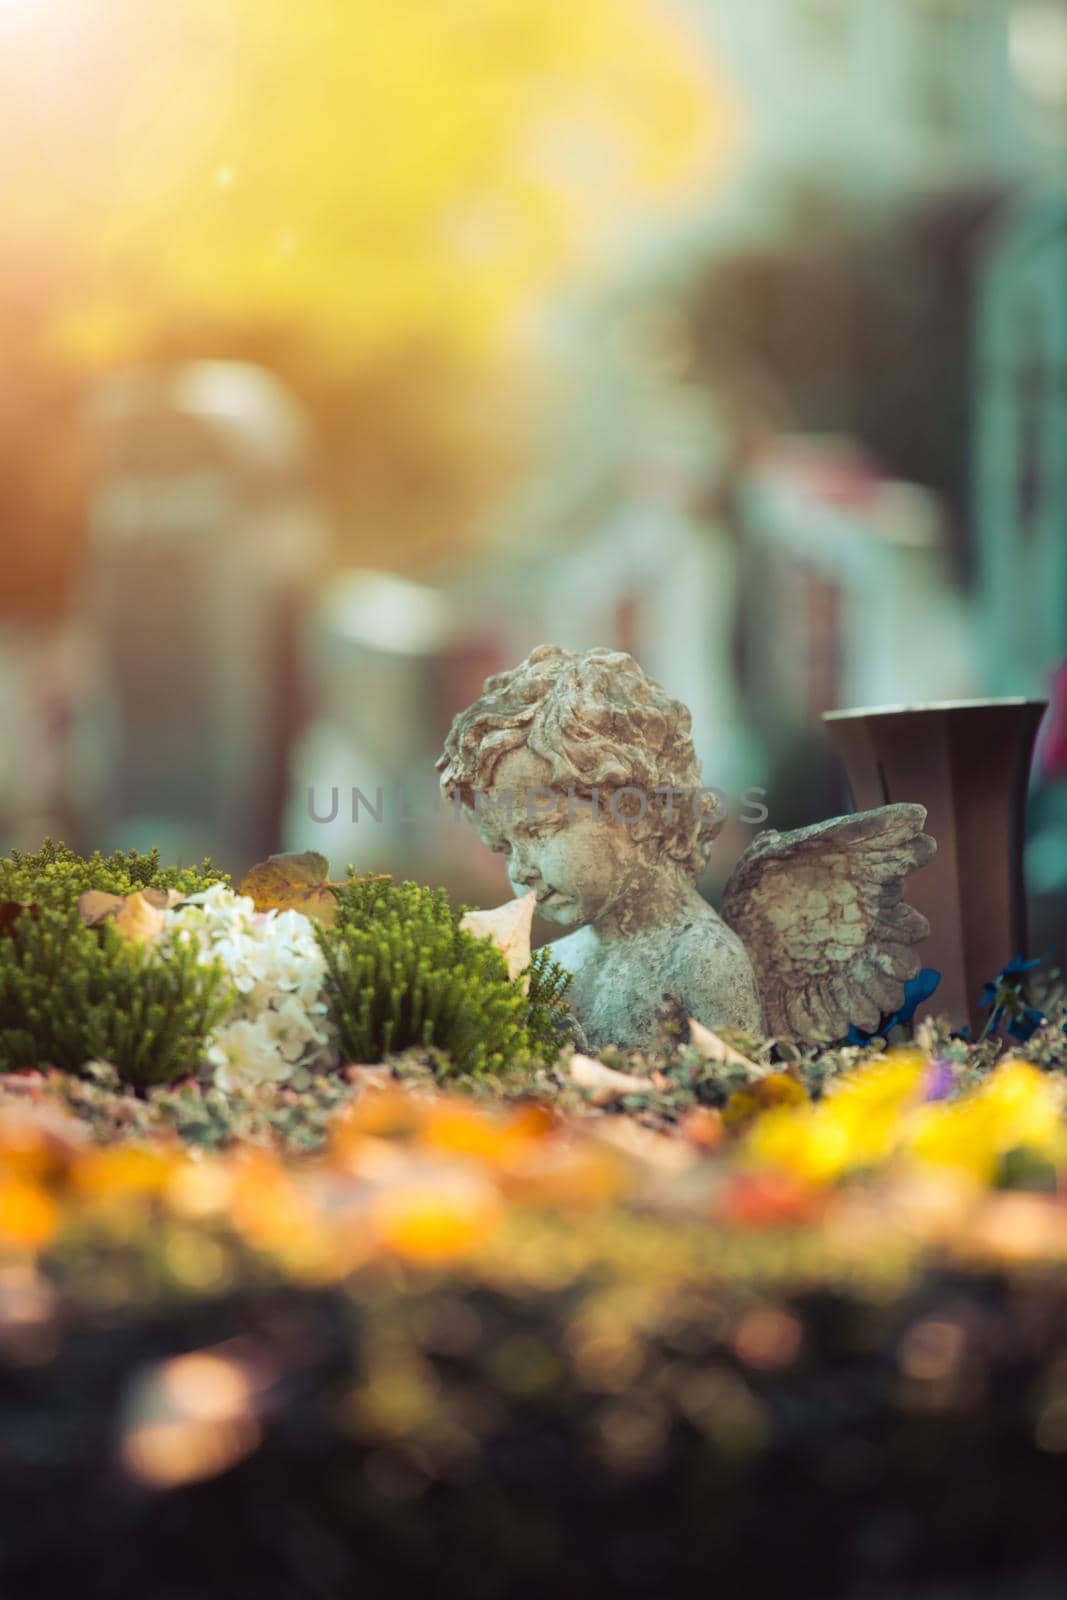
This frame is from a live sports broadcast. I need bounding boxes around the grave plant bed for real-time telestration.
[3,842,1067,1595]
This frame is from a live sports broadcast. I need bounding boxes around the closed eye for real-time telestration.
[524,815,564,839]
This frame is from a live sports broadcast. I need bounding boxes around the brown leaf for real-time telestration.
[238,851,345,927]
[0,901,37,938]
[141,888,185,911]
[78,891,128,927]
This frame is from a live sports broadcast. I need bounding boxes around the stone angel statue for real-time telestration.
[437,645,935,1052]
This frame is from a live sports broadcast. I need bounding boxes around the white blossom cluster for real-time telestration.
[164,884,339,1090]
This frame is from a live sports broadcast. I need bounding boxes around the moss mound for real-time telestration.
[319,873,571,1076]
[0,841,231,1087]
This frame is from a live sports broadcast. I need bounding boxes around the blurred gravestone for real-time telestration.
[282,570,464,884]
[975,192,1067,936]
[975,191,1067,698]
[77,363,329,870]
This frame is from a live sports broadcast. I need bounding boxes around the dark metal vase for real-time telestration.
[823,700,1047,1036]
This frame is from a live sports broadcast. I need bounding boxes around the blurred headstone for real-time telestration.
[0,622,86,850]
[739,438,974,732]
[976,193,1067,932]
[283,570,470,884]
[76,362,328,870]
[975,191,1067,698]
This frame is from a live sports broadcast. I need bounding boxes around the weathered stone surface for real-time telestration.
[438,645,935,1049]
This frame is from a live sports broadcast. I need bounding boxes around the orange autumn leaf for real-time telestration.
[0,1105,86,1182]
[419,1099,555,1170]
[0,1177,59,1250]
[330,1087,426,1162]
[681,1106,727,1153]
[507,1140,631,1210]
[371,1172,502,1262]
[71,1146,179,1202]
[237,851,344,927]
[114,891,168,946]
[720,1171,823,1230]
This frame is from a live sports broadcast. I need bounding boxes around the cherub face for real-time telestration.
[473,746,642,928]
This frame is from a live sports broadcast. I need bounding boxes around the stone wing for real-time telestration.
[719,804,936,1042]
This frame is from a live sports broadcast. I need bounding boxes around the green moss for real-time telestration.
[0,844,574,1087]
[0,841,231,1086]
[318,874,572,1076]
[0,838,228,908]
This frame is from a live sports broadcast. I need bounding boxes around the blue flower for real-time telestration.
[1007,1006,1046,1042]
[846,967,941,1045]
[979,952,1050,1042]
[978,954,1043,1009]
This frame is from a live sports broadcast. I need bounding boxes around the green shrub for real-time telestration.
[525,944,574,1047]
[0,839,228,908]
[0,841,231,1087]
[318,875,572,1076]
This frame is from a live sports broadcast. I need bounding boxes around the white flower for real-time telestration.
[163,887,339,1090]
[207,1019,291,1092]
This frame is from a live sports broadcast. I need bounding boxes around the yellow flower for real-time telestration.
[744,1053,1067,1194]
[743,1051,926,1185]
[907,1061,1066,1183]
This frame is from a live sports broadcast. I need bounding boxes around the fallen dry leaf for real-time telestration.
[114,891,167,946]
[688,1017,761,1075]
[78,888,183,930]
[238,851,344,927]
[567,1053,652,1107]
[78,891,127,927]
[459,891,536,990]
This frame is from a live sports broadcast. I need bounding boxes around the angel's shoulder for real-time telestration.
[672,896,744,950]
[675,907,755,979]
[671,906,762,1021]
[675,908,758,992]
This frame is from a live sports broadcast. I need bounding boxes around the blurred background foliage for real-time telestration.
[0,0,733,590]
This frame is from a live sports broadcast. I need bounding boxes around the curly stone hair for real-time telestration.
[436,644,722,880]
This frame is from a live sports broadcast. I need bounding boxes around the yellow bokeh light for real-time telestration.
[1,0,739,370]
